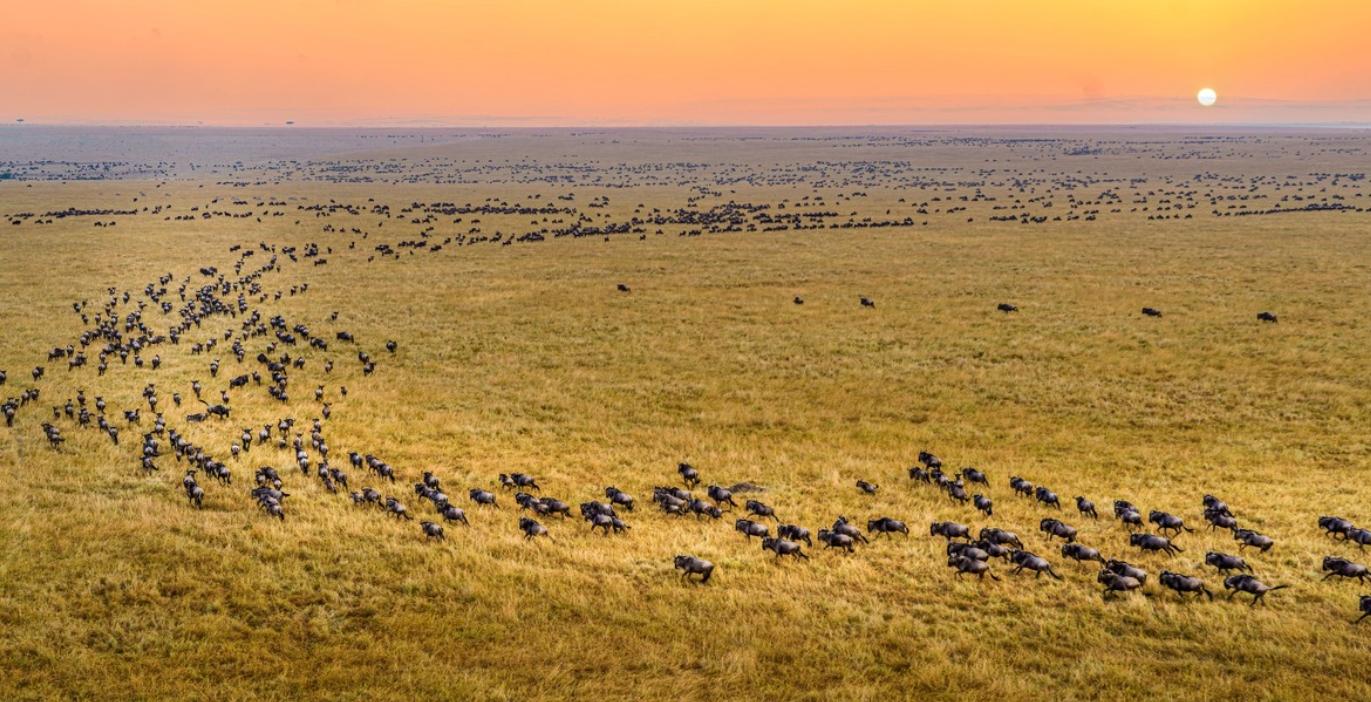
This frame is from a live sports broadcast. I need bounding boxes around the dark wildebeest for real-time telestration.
[778,524,812,547]
[973,494,993,517]
[1149,510,1194,536]
[833,517,869,545]
[948,554,999,580]
[1257,311,1278,323]
[734,518,769,541]
[420,521,445,541]
[1040,518,1077,543]
[1076,496,1098,519]
[1130,532,1183,556]
[1223,574,1288,606]
[867,517,909,538]
[674,555,713,583]
[997,303,1018,313]
[855,480,879,495]
[1104,559,1148,585]
[761,537,808,561]
[519,516,548,540]
[1035,486,1062,510]
[1356,595,1371,624]
[746,499,778,522]
[1142,307,1163,317]
[962,467,988,485]
[860,296,875,308]
[1009,550,1063,580]
[1098,569,1142,599]
[1062,542,1105,564]
[979,528,1023,549]
[1233,528,1274,553]
[930,521,970,541]
[1320,516,1354,540]
[677,462,700,488]
[1322,556,1369,584]
[1204,551,1252,574]
[1160,571,1213,601]
[707,484,738,507]
[818,529,855,553]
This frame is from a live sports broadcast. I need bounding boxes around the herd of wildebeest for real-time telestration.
[3,224,1369,627]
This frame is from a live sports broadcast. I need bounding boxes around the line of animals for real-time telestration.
[0,233,1357,628]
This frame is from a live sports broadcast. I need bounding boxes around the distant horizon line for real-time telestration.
[6,120,1371,131]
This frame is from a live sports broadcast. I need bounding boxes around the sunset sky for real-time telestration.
[4,0,1369,126]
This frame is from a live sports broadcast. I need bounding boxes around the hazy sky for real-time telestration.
[4,0,1369,126]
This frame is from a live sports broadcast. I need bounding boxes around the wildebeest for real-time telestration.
[673,555,713,584]
[519,516,548,540]
[761,537,808,561]
[867,517,909,538]
[948,554,999,580]
[930,521,970,541]
[961,467,988,485]
[707,484,737,507]
[745,499,777,522]
[1322,556,1369,583]
[973,493,993,516]
[818,529,855,553]
[1142,307,1163,317]
[1130,532,1183,556]
[1257,311,1278,323]
[1010,550,1063,580]
[1204,551,1252,574]
[1223,574,1288,606]
[1160,571,1213,600]
[1098,569,1142,599]
[1035,486,1062,510]
[420,521,445,541]
[1234,528,1274,553]
[1357,595,1371,624]
[1348,528,1371,549]
[833,517,869,544]
[777,524,812,547]
[997,303,1018,313]
[469,488,498,507]
[1009,476,1034,498]
[979,527,1023,549]
[1076,496,1098,519]
[1320,516,1354,540]
[1149,510,1194,536]
[1040,518,1077,543]
[855,480,878,495]
[677,462,700,487]
[1104,559,1148,585]
[1061,542,1105,564]
[859,296,875,308]
[734,518,769,541]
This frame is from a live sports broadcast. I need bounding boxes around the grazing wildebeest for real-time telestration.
[1257,311,1278,323]
[1098,569,1142,599]
[1010,550,1063,580]
[420,521,445,541]
[1224,574,1288,606]
[1061,542,1105,564]
[1160,571,1213,600]
[1234,528,1274,553]
[930,521,970,541]
[734,518,769,541]
[1149,510,1194,536]
[1204,551,1252,574]
[973,494,993,517]
[855,480,878,495]
[1141,307,1163,318]
[674,555,713,583]
[1322,556,1369,583]
[867,517,909,538]
[1130,532,1183,556]
[1076,496,1098,519]
[761,537,808,561]
[745,499,778,522]
[519,516,548,540]
[1039,518,1077,543]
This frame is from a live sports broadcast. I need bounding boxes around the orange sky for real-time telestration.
[3,0,1369,126]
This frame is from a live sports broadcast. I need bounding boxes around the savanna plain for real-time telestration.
[2,127,1370,700]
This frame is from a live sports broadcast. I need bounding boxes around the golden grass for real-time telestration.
[2,174,1371,701]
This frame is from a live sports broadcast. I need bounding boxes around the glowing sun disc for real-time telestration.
[1197,88,1218,107]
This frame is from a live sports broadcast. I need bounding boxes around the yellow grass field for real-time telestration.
[2,127,1370,700]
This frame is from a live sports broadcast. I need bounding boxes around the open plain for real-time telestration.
[2,126,1371,700]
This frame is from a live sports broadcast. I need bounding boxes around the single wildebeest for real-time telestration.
[949,554,1000,580]
[1320,516,1354,540]
[616,283,630,293]
[1040,518,1077,543]
[1009,476,1034,498]
[440,505,469,525]
[690,499,723,520]
[778,524,812,547]
[1142,307,1163,318]
[962,467,988,485]
[868,517,909,538]
[930,521,970,541]
[1009,550,1063,580]
[469,488,498,507]
[707,484,737,507]
[519,516,548,540]
[1356,595,1371,624]
[948,541,990,562]
[420,521,445,541]
[793,296,804,305]
[1160,571,1213,601]
[745,499,778,522]
[1104,559,1148,585]
[997,303,1018,313]
[1322,556,1370,583]
[973,494,993,517]
[859,296,875,308]
[1130,532,1183,556]
[762,537,808,561]
[1098,570,1142,599]
[972,539,1012,560]
[1347,528,1371,549]
[1035,486,1062,510]
[1076,496,1098,519]
[1257,311,1278,323]
[1224,574,1288,606]
[979,528,1023,549]
[818,529,856,553]
[1204,507,1238,531]
[674,555,713,584]
[1149,510,1194,536]
[1233,528,1274,553]
[677,462,700,487]
[1117,507,1144,531]
[1205,551,1252,574]
[605,486,635,511]
[855,480,878,495]
[1202,494,1231,516]
[734,518,769,541]
[1062,542,1105,564]
[917,451,942,469]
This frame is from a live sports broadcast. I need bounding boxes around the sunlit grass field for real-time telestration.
[2,176,1371,701]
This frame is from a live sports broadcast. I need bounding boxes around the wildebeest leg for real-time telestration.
[1322,572,1336,581]
[1047,568,1062,581]
[1356,612,1370,624]
[1251,593,1263,607]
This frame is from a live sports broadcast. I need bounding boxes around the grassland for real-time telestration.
[2,128,1371,700]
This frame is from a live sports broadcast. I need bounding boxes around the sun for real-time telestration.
[1197,88,1218,107]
